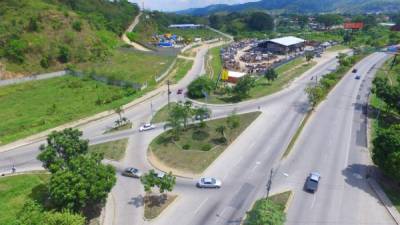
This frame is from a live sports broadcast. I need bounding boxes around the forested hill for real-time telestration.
[178,0,400,15]
[0,0,139,77]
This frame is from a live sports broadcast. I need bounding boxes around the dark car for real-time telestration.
[305,172,321,193]
[352,69,358,73]
[195,113,210,120]
[177,89,183,95]
[355,75,361,80]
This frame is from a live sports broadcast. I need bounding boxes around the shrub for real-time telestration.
[201,143,212,151]
[182,144,191,150]
[72,20,82,32]
[5,39,27,63]
[58,45,70,63]
[188,76,214,99]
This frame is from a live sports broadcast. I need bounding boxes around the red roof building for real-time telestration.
[344,22,364,30]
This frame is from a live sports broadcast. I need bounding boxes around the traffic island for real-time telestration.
[89,138,128,161]
[149,112,261,176]
[144,194,177,220]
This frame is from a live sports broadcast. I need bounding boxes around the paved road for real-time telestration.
[1,50,393,225]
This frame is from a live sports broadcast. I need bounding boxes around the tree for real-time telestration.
[373,77,400,114]
[140,169,159,193]
[182,101,193,129]
[297,15,309,29]
[215,125,227,144]
[5,39,27,63]
[244,199,285,225]
[38,128,89,173]
[233,75,256,99]
[305,52,314,62]
[315,14,343,28]
[209,14,224,29]
[247,12,274,31]
[158,172,176,194]
[305,85,325,109]
[72,20,82,32]
[28,17,39,32]
[188,77,214,99]
[140,170,176,194]
[165,102,188,139]
[194,107,211,127]
[264,68,278,83]
[227,111,240,130]
[372,124,400,180]
[58,45,70,63]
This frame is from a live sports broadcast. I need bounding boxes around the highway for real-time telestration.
[0,47,395,225]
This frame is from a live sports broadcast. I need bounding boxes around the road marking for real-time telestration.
[251,162,261,172]
[310,194,317,209]
[194,198,208,215]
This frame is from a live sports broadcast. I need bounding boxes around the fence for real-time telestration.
[0,70,67,87]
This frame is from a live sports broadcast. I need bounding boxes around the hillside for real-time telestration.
[0,0,139,78]
[178,0,400,15]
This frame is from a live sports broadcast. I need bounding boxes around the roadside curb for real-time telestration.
[0,170,48,179]
[367,178,400,225]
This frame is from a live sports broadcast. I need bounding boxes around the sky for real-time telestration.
[128,0,259,12]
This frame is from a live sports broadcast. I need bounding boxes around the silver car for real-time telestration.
[197,177,222,188]
[139,123,155,132]
[122,167,142,178]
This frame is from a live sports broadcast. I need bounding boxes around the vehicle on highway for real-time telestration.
[355,75,361,80]
[195,113,210,121]
[197,177,222,188]
[122,167,142,178]
[139,123,155,132]
[305,172,321,193]
[352,68,358,73]
[177,89,183,95]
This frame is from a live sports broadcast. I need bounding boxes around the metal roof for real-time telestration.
[268,36,305,47]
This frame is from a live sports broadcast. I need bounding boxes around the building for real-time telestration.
[344,22,364,30]
[391,24,400,32]
[227,70,247,83]
[168,24,203,29]
[258,36,305,54]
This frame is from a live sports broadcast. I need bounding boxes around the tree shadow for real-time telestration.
[28,184,51,208]
[192,130,209,141]
[341,164,386,203]
[128,194,144,208]
[292,100,310,114]
[144,194,167,208]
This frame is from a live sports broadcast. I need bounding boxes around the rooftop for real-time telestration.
[268,36,305,47]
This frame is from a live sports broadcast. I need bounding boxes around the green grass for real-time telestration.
[282,111,312,159]
[144,194,177,220]
[0,76,141,145]
[78,49,175,84]
[204,58,316,104]
[150,112,260,173]
[206,46,224,81]
[104,122,132,134]
[326,45,348,52]
[269,191,292,207]
[151,103,178,124]
[0,174,49,225]
[89,138,128,161]
[169,59,194,84]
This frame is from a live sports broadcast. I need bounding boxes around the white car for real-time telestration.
[139,123,155,132]
[122,167,142,178]
[196,177,222,188]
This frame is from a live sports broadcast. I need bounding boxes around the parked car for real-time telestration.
[177,89,183,95]
[196,177,222,188]
[355,75,361,80]
[139,123,155,132]
[352,68,358,73]
[122,167,142,178]
[305,172,321,193]
[157,171,165,179]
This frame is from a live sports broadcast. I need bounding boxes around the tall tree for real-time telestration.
[247,12,274,31]
[305,85,324,109]
[233,75,256,99]
[264,68,278,83]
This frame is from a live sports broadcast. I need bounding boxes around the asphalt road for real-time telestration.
[0,49,394,225]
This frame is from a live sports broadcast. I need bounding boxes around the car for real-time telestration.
[305,172,321,193]
[177,89,183,95]
[122,167,142,178]
[352,68,358,73]
[196,177,222,188]
[139,123,155,132]
[156,171,165,179]
[195,113,210,121]
[355,75,361,80]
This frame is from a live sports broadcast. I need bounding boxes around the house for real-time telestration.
[227,71,247,83]
[258,36,305,54]
[344,22,364,30]
[168,24,203,29]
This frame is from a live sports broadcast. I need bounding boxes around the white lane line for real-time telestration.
[251,161,261,172]
[310,194,317,209]
[194,197,208,215]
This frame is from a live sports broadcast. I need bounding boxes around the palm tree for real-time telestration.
[216,125,226,138]
[115,106,123,122]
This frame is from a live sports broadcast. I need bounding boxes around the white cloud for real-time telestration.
[129,0,259,12]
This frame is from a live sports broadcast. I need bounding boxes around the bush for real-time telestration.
[40,55,51,68]
[201,143,212,151]
[244,199,285,225]
[72,20,82,32]
[188,76,214,99]
[182,144,191,150]
[58,45,70,63]
[5,39,27,63]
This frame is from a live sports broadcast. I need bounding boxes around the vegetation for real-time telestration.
[0,76,140,145]
[169,59,194,84]
[152,103,178,123]
[140,170,176,194]
[105,122,132,134]
[0,0,138,75]
[206,46,224,80]
[187,76,214,99]
[38,129,116,213]
[89,138,128,161]
[144,194,177,220]
[150,111,260,173]
[244,198,286,225]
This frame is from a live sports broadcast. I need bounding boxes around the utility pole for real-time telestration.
[167,80,171,110]
[266,168,273,199]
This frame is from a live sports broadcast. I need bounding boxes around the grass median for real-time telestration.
[89,138,128,161]
[168,59,194,84]
[144,194,177,220]
[151,103,178,123]
[150,111,261,174]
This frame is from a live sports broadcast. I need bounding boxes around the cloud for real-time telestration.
[129,0,259,12]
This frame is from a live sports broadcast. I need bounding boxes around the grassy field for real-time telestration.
[78,49,175,84]
[144,194,177,220]
[150,112,260,173]
[0,76,141,145]
[151,103,178,123]
[206,46,224,81]
[0,174,49,225]
[326,45,348,52]
[169,59,194,84]
[89,138,128,161]
[205,57,315,104]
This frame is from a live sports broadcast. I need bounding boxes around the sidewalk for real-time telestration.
[368,178,400,224]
